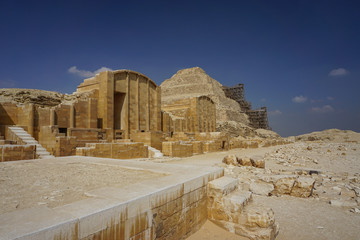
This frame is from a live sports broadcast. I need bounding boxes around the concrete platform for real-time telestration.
[0,156,223,240]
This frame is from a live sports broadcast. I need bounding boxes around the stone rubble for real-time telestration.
[220,139,360,215]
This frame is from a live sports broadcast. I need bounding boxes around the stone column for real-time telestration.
[124,72,130,138]
[28,103,34,136]
[50,108,55,126]
[146,80,150,131]
[70,104,75,128]
[88,98,97,128]
[136,75,140,130]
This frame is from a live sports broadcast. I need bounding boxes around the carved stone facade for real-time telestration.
[77,70,162,139]
[161,96,216,134]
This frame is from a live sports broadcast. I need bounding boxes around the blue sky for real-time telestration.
[0,0,359,136]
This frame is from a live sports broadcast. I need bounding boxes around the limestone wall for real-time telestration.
[0,145,36,161]
[77,70,162,139]
[162,141,193,157]
[76,142,149,159]
[162,96,216,133]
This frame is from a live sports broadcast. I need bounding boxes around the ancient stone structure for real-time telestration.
[160,67,250,136]
[162,96,216,133]
[222,84,270,130]
[0,69,235,160]
[77,70,162,140]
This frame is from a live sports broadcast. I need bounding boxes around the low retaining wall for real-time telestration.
[0,157,223,240]
[0,144,36,162]
[76,142,149,159]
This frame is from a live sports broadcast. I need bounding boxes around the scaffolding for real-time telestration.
[222,84,270,129]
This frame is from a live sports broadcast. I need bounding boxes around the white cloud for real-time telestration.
[268,110,282,116]
[68,66,113,78]
[0,79,16,88]
[328,68,349,77]
[327,96,334,101]
[311,105,334,113]
[292,95,307,103]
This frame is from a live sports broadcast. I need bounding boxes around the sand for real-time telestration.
[0,157,167,214]
[179,129,360,240]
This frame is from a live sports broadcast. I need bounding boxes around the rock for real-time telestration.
[246,207,275,228]
[331,186,342,195]
[273,176,296,195]
[239,157,253,167]
[250,181,274,196]
[250,157,265,168]
[350,208,360,213]
[352,186,360,197]
[307,146,312,150]
[330,199,357,208]
[291,177,315,198]
[222,154,238,166]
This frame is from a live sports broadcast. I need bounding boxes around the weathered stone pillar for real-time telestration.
[28,103,34,136]
[136,75,140,130]
[50,108,55,126]
[146,80,150,131]
[88,98,97,128]
[70,104,75,128]
[124,72,130,138]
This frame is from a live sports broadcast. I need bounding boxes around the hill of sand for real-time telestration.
[161,67,257,137]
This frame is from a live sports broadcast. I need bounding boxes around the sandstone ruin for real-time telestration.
[0,67,359,240]
[0,67,275,162]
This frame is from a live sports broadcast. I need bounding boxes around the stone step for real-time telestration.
[223,190,252,213]
[37,149,49,153]
[7,126,53,158]
[208,176,238,196]
[40,155,55,159]
[21,136,33,139]
[8,127,24,130]
[147,146,164,158]
[37,147,48,152]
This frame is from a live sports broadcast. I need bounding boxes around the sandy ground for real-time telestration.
[0,158,167,214]
[173,131,360,240]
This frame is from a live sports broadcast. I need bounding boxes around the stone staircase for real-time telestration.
[7,126,54,159]
[207,176,279,240]
[147,146,164,158]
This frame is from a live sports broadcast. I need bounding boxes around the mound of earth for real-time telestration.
[0,88,92,107]
[295,129,360,143]
[161,67,256,137]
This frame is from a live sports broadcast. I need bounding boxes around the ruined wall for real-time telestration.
[162,96,216,133]
[0,145,36,162]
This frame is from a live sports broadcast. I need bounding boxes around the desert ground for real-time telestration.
[1,129,359,239]
[154,129,360,240]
